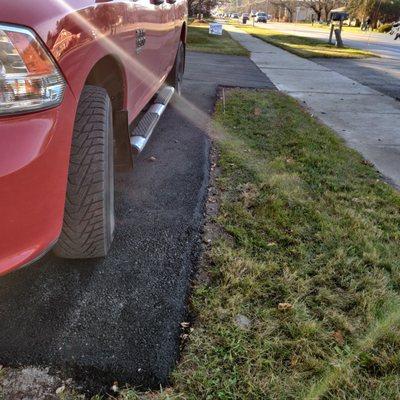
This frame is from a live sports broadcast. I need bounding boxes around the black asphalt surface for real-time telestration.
[0,52,272,393]
[314,57,400,100]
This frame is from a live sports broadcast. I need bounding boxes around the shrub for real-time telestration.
[378,23,392,33]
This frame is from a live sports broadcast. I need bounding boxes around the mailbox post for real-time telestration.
[329,24,334,44]
[328,8,348,47]
[334,28,344,47]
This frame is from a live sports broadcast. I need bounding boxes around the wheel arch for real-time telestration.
[180,21,187,43]
[180,22,187,74]
[84,55,131,169]
[85,54,127,113]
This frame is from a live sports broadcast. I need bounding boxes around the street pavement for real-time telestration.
[0,52,272,395]
[226,24,400,189]
[253,22,400,99]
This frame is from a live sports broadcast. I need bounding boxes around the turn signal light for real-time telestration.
[0,24,66,116]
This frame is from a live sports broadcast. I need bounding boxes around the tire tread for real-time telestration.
[54,85,114,259]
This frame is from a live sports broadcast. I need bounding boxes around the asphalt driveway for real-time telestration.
[0,52,272,394]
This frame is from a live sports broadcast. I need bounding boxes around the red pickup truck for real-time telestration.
[0,0,187,275]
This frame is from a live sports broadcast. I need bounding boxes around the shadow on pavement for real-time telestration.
[314,58,400,100]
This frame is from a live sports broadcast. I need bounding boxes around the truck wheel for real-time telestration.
[54,85,115,259]
[167,41,185,95]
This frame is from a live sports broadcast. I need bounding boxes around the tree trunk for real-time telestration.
[286,8,293,22]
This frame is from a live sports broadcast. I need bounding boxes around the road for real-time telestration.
[0,52,273,396]
[253,22,400,99]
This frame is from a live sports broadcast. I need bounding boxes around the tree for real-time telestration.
[347,0,375,19]
[188,0,218,16]
[304,0,324,20]
[347,0,400,25]
[271,0,298,21]
[304,0,344,22]
[379,0,400,22]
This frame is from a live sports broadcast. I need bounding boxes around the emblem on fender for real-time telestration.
[136,29,146,54]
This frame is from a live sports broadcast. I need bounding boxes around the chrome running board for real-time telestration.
[130,85,175,154]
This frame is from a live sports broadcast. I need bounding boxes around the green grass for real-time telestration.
[167,89,400,399]
[187,22,249,56]
[236,25,376,58]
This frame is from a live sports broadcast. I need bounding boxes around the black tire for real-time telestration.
[167,41,185,95]
[54,85,115,259]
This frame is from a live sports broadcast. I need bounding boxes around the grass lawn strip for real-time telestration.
[169,89,400,399]
[235,24,376,58]
[188,22,249,56]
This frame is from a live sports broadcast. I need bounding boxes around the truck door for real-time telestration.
[121,0,166,118]
[159,0,178,79]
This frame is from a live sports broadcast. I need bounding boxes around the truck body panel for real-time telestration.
[0,0,187,274]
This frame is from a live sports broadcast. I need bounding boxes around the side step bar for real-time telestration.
[130,85,175,154]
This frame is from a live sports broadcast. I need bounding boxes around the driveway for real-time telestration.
[0,52,272,395]
[254,22,400,99]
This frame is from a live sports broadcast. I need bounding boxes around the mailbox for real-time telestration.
[329,10,349,22]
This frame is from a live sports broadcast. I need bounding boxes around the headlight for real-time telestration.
[0,24,66,116]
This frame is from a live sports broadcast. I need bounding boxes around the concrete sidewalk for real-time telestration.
[226,25,400,189]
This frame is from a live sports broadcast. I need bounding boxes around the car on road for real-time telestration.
[231,13,239,19]
[0,0,187,276]
[255,12,268,23]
